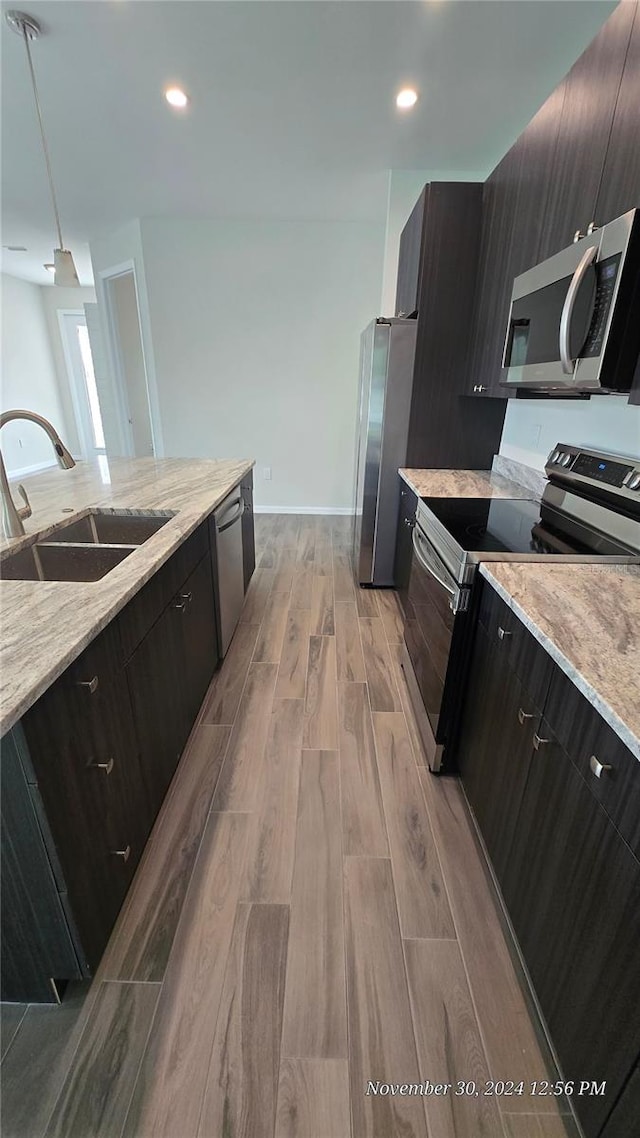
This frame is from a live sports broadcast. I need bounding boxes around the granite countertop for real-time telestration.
[399,468,535,499]
[480,562,640,761]
[0,456,253,736]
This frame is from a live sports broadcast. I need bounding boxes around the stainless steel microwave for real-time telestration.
[502,209,640,393]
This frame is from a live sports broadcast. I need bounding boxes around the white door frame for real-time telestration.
[57,309,95,461]
[96,259,162,458]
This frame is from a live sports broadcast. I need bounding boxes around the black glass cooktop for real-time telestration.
[421,496,594,556]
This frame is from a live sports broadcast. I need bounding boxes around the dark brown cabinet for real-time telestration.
[595,6,640,227]
[457,579,640,1138]
[1,488,252,1001]
[601,1064,640,1138]
[21,622,150,973]
[393,483,417,613]
[395,189,426,317]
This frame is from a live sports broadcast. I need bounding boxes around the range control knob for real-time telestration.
[561,453,573,467]
[628,472,640,490]
[550,449,561,464]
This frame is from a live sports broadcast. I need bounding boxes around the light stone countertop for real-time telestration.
[399,468,536,500]
[0,456,253,736]
[480,562,640,761]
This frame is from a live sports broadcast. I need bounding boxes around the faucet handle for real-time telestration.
[16,484,32,520]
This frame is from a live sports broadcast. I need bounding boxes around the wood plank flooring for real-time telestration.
[1,514,574,1138]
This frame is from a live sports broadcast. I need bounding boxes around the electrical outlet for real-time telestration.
[263,466,272,481]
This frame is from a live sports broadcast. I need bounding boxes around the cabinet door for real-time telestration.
[22,630,147,971]
[457,621,540,885]
[393,484,417,614]
[503,723,640,1138]
[395,188,426,317]
[464,146,524,398]
[241,473,255,592]
[536,1,635,258]
[179,554,218,728]
[125,597,190,821]
[595,6,640,226]
[601,1064,640,1138]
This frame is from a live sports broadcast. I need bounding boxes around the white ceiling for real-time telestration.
[1,0,616,285]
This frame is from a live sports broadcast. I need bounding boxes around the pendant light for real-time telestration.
[6,10,80,286]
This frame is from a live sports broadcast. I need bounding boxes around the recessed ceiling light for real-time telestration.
[165,87,189,109]
[396,88,419,110]
[44,263,55,273]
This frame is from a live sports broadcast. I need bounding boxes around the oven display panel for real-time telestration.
[572,454,634,487]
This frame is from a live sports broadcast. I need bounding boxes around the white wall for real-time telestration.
[500,396,640,469]
[380,168,488,315]
[0,273,72,477]
[39,284,97,456]
[136,217,385,509]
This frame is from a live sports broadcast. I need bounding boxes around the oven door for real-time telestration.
[404,522,469,754]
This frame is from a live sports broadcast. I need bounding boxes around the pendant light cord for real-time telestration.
[21,23,65,250]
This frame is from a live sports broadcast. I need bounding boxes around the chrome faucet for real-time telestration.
[1,409,75,538]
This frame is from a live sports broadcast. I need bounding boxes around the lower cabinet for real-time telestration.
[241,471,255,592]
[0,497,241,1001]
[393,483,417,615]
[457,579,640,1138]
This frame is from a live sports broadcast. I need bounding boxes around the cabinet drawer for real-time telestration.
[117,521,209,661]
[477,582,552,709]
[544,666,640,859]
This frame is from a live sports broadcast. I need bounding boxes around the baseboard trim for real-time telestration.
[253,505,355,515]
[5,458,58,479]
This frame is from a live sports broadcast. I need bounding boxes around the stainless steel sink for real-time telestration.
[0,542,135,582]
[0,508,176,582]
[44,509,175,546]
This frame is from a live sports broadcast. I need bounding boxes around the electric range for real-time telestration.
[401,443,640,772]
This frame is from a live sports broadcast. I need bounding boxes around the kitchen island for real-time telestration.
[1,456,254,1002]
[0,456,254,735]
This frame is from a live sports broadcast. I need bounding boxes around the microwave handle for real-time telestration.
[559,244,598,374]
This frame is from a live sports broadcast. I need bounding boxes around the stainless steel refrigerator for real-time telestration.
[352,318,417,586]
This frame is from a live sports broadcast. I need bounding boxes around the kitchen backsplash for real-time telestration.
[499,395,640,470]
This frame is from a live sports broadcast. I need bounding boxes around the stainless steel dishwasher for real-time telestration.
[212,489,246,656]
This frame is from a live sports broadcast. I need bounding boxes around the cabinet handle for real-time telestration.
[518,708,534,725]
[172,591,192,612]
[89,757,114,775]
[532,732,550,750]
[403,517,415,528]
[473,384,487,393]
[589,754,612,779]
[111,845,130,862]
[497,626,511,641]
[76,675,99,694]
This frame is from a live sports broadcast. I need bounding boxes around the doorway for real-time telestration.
[59,311,106,461]
[103,270,156,458]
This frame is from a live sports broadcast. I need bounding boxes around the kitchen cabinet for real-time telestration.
[393,483,417,614]
[457,579,640,1138]
[535,0,634,259]
[240,470,255,592]
[463,0,638,401]
[0,486,250,1001]
[395,188,426,317]
[21,620,151,974]
[601,1064,640,1138]
[595,7,640,229]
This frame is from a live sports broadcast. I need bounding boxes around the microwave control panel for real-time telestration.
[581,253,621,357]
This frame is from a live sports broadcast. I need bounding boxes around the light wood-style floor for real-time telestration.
[1,515,576,1138]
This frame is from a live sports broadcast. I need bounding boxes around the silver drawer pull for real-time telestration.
[89,757,114,775]
[497,626,512,641]
[77,675,99,693]
[590,754,612,779]
[518,708,534,725]
[111,845,130,862]
[172,590,192,611]
[533,733,550,750]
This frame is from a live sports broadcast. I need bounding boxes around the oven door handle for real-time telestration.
[559,244,597,374]
[412,527,465,613]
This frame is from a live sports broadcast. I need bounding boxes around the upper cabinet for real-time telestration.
[595,5,640,226]
[395,188,427,317]
[535,0,635,258]
[464,0,639,400]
